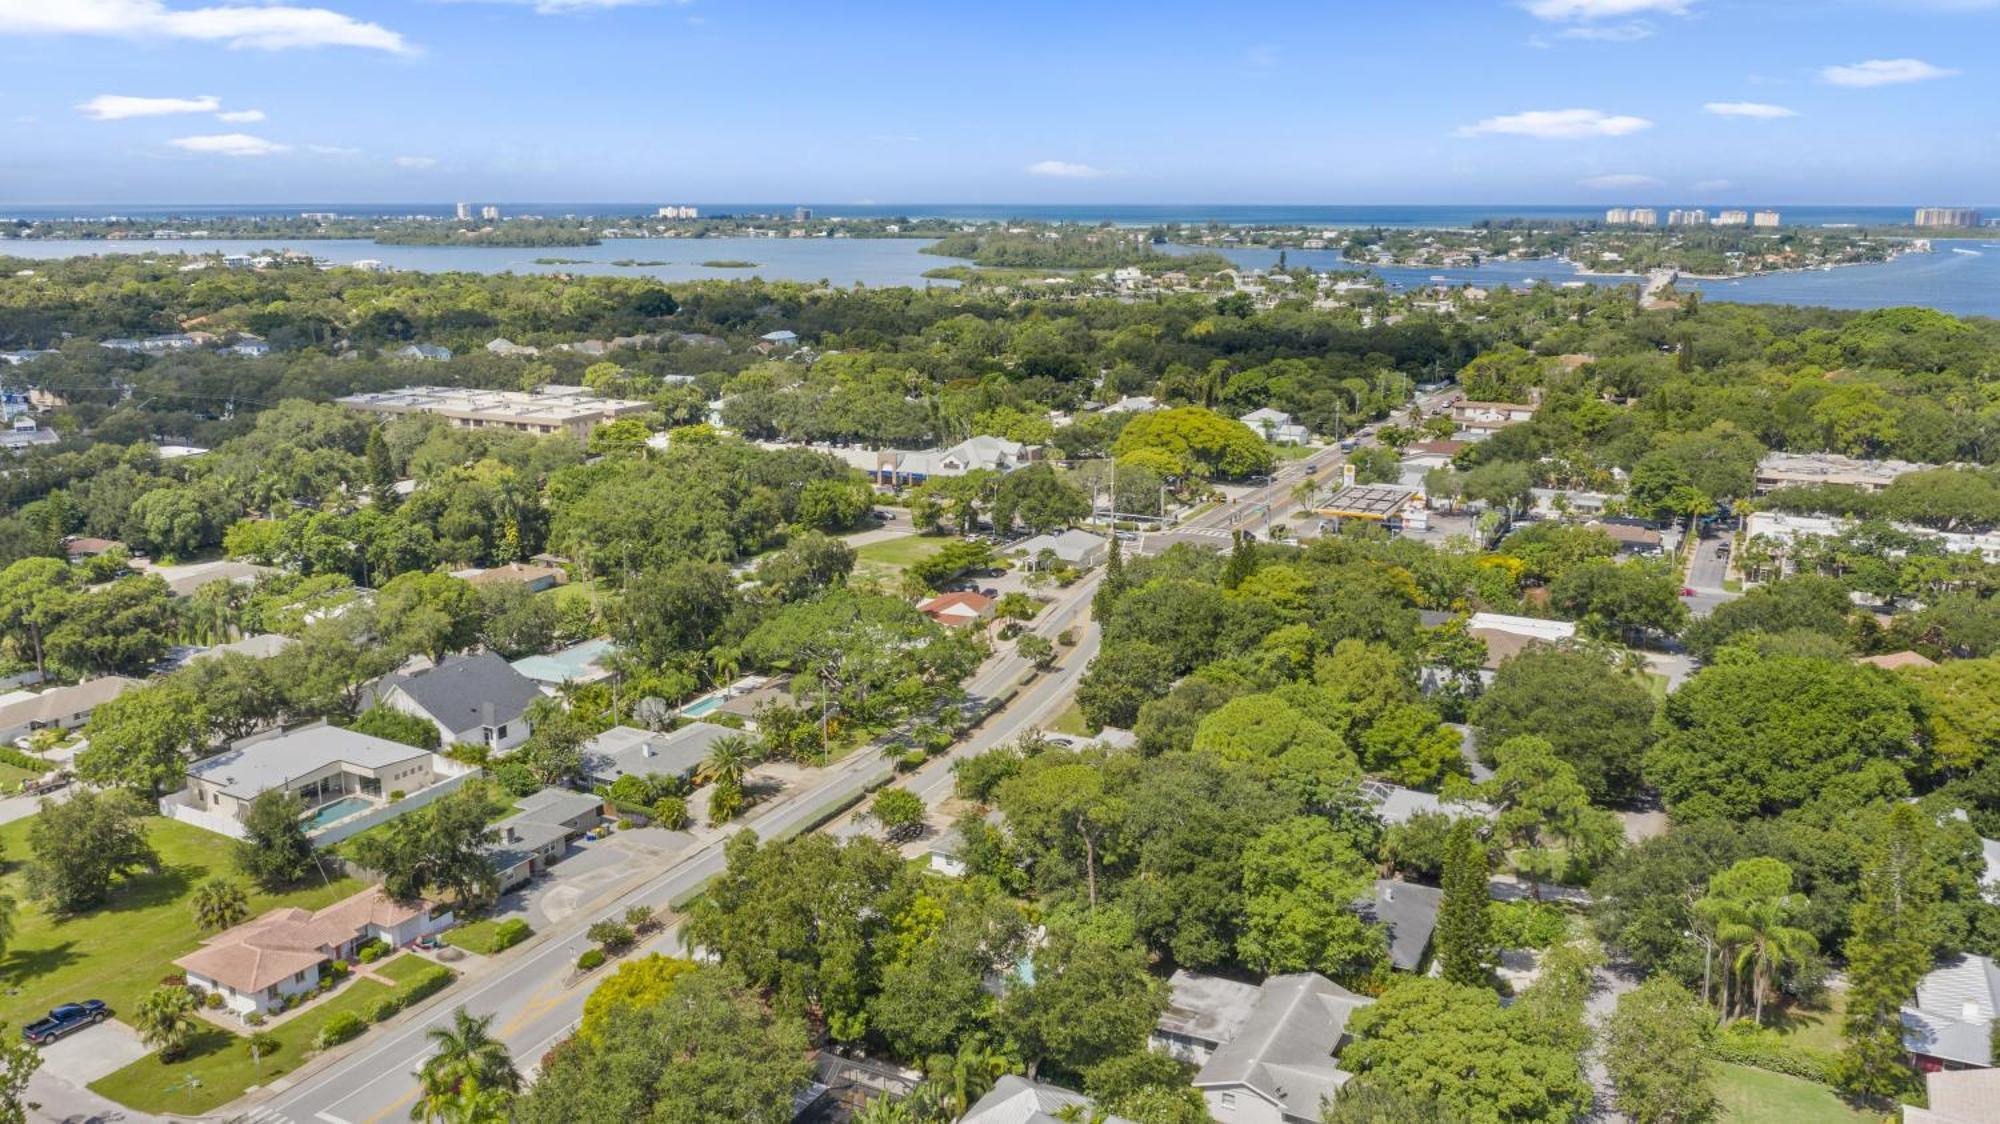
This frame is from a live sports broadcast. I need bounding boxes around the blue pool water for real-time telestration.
[302,795,375,831]
[679,696,725,718]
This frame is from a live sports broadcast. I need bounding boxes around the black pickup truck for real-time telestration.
[22,1001,109,1045]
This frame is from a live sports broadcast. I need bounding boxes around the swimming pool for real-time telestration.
[302,795,376,831]
[678,695,725,718]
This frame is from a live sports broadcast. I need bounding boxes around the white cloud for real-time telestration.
[168,132,290,157]
[1579,173,1663,189]
[438,0,661,11]
[394,155,438,169]
[215,108,266,123]
[77,93,220,120]
[1693,178,1734,191]
[1456,108,1653,139]
[1821,58,1958,87]
[0,0,411,53]
[1704,101,1798,118]
[1558,21,1656,40]
[1026,160,1107,179]
[1523,0,1692,21]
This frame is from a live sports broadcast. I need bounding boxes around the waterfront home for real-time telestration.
[176,886,450,1018]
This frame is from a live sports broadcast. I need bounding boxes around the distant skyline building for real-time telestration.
[1604,207,1631,224]
[455,201,470,221]
[1668,208,1708,227]
[656,205,698,219]
[1915,207,1984,228]
[1629,207,1658,226]
[480,205,500,221]
[1716,209,1750,226]
[1753,210,1782,228]
[794,206,813,221]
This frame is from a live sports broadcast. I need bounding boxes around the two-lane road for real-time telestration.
[245,572,1103,1124]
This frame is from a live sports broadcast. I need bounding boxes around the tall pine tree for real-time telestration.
[1836,803,1938,1101]
[1092,532,1128,623]
[366,428,400,513]
[1436,817,1494,988]
[1221,530,1256,590]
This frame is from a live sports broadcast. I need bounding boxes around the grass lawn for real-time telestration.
[441,917,514,955]
[0,761,43,793]
[1046,702,1092,738]
[90,958,453,1116]
[1713,1062,1874,1123]
[854,535,948,575]
[1641,672,1670,703]
[1768,989,1847,1055]
[371,952,436,984]
[0,814,361,1035]
[1268,443,1317,461]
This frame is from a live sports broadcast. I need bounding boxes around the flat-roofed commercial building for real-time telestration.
[335,385,650,439]
[1754,451,1930,495]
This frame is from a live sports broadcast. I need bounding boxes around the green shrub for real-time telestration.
[245,1011,265,1027]
[201,989,223,1009]
[370,997,401,1023]
[0,744,47,773]
[356,939,388,963]
[404,966,454,1005]
[587,920,635,951]
[577,948,606,971]
[1709,1021,1837,1084]
[1487,900,1569,950]
[491,918,532,951]
[315,1011,368,1049]
[650,795,690,830]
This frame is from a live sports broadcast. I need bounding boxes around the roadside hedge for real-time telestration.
[1709,1022,1837,1084]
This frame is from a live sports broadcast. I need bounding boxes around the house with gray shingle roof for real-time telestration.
[1158,971,1374,1123]
[369,652,541,752]
[1905,954,2000,1068]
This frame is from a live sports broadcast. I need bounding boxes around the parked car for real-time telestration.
[23,1001,108,1045]
[1679,587,1696,597]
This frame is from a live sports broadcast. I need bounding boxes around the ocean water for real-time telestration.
[3,202,1981,228]
[1169,239,2000,318]
[4,233,1997,317]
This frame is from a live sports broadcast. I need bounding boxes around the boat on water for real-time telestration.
[1951,248,1983,256]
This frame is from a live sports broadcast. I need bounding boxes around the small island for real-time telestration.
[611,259,669,267]
[533,257,588,265]
[701,259,758,269]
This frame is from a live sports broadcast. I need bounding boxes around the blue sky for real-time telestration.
[0,0,1994,205]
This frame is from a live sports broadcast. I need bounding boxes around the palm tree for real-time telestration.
[134,986,200,1061]
[411,1007,519,1119]
[414,1073,514,1124]
[1695,857,1818,1024]
[924,1039,1014,1119]
[850,1095,916,1124]
[694,733,760,788]
[245,1030,280,1075]
[191,877,249,933]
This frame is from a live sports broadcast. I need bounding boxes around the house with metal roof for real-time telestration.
[1352,879,1443,973]
[1905,954,2000,1069]
[1013,528,1108,569]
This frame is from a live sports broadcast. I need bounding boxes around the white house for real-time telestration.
[1154,971,1375,1124]
[0,676,141,744]
[176,886,450,1018]
[960,1076,1133,1124]
[369,652,541,752]
[1240,407,1310,446]
[162,724,469,839]
[1014,528,1109,569]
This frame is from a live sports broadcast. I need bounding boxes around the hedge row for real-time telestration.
[1708,1024,1836,1085]
[369,966,455,1024]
